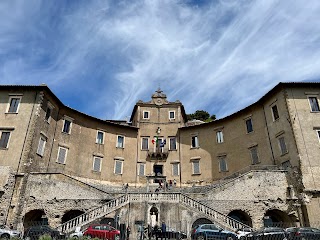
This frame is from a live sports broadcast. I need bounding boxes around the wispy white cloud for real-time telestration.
[0,0,320,120]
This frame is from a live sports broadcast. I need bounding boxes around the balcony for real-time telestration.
[147,148,169,160]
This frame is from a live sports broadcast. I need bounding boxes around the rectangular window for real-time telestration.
[169,111,175,120]
[143,111,150,119]
[138,163,145,176]
[141,137,149,150]
[8,97,21,113]
[62,119,72,134]
[57,146,68,164]
[0,131,11,149]
[272,105,279,121]
[192,160,200,174]
[216,131,224,143]
[309,97,320,112]
[93,156,102,172]
[246,118,253,133]
[169,137,177,150]
[219,156,228,172]
[172,163,179,176]
[250,147,259,164]
[317,130,320,142]
[37,136,46,156]
[96,131,104,144]
[45,107,52,122]
[191,136,199,148]
[114,159,123,174]
[278,136,288,155]
[117,135,125,148]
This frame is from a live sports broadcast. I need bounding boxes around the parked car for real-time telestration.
[69,226,83,239]
[191,224,237,240]
[0,225,21,239]
[245,227,287,240]
[83,224,120,240]
[285,227,320,240]
[235,228,253,239]
[24,225,66,240]
[152,228,187,240]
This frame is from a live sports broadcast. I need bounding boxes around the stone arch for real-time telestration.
[24,209,47,229]
[149,205,159,227]
[264,209,294,228]
[228,210,252,227]
[61,210,85,223]
[191,218,213,228]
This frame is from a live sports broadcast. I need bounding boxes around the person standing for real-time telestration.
[161,221,166,239]
[126,226,131,240]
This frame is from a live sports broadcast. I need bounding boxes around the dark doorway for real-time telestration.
[228,210,252,227]
[153,165,163,183]
[191,218,213,228]
[24,209,47,228]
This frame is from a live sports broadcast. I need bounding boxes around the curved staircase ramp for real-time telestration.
[57,194,129,233]
[57,193,250,234]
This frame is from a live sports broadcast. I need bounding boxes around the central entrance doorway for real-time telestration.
[153,165,163,183]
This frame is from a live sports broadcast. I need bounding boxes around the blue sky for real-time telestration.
[1,0,320,120]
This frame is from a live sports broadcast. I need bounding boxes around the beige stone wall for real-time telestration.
[179,104,274,185]
[285,86,320,190]
[0,167,15,225]
[0,89,39,172]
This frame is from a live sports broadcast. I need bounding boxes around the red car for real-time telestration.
[83,224,120,240]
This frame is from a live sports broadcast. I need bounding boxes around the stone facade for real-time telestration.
[0,83,319,234]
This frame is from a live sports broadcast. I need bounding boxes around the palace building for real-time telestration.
[0,82,319,235]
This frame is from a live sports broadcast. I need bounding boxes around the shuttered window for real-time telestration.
[191,136,199,148]
[93,157,102,172]
[192,160,200,174]
[172,163,179,176]
[114,159,123,174]
[250,147,259,164]
[138,163,145,176]
[57,147,68,164]
[278,137,288,155]
[37,137,46,156]
[219,156,228,172]
[141,138,149,150]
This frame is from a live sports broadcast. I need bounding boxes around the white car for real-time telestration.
[236,227,254,239]
[0,225,22,239]
[69,227,83,239]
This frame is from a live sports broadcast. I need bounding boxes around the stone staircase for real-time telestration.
[57,193,249,234]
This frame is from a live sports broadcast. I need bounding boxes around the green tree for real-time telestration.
[186,110,216,122]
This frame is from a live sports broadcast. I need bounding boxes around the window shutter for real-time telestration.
[58,147,67,163]
[93,157,101,171]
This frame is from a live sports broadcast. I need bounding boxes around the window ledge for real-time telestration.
[192,173,201,176]
[219,170,229,173]
[169,149,177,151]
[246,131,254,134]
[190,146,200,149]
[95,143,104,145]
[5,112,18,115]
[0,148,8,150]
[92,170,101,174]
[36,153,43,157]
[310,111,320,113]
[56,162,66,165]
[280,152,289,157]
[61,132,70,135]
[116,147,125,149]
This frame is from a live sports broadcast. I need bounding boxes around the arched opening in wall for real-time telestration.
[149,205,159,227]
[100,217,115,227]
[228,210,252,227]
[61,210,85,223]
[264,209,294,228]
[191,218,213,229]
[23,209,47,229]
